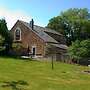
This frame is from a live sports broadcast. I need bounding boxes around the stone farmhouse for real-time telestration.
[10,19,68,60]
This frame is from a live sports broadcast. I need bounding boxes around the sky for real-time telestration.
[0,0,90,29]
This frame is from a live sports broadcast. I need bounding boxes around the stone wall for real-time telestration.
[10,20,45,56]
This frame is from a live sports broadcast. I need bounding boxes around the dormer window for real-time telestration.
[15,28,21,41]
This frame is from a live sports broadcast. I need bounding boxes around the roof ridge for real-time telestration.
[19,20,59,43]
[19,20,62,36]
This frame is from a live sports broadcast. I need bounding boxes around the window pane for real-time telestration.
[15,29,20,40]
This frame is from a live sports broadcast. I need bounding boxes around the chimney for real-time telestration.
[30,19,34,30]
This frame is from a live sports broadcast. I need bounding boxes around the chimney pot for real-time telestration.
[30,19,34,30]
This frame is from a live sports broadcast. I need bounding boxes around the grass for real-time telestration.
[0,57,90,90]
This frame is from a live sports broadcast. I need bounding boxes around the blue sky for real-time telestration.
[0,0,90,29]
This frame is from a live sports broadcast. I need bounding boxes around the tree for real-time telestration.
[47,8,90,45]
[0,19,12,54]
[0,35,5,51]
[47,16,65,34]
[68,39,90,64]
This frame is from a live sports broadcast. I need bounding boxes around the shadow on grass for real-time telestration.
[0,55,34,61]
[0,55,40,63]
[1,80,29,90]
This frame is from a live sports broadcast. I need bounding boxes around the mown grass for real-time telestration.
[0,57,90,90]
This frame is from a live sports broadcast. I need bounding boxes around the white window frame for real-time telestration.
[14,27,21,41]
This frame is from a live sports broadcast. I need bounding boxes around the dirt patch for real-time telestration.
[83,70,90,74]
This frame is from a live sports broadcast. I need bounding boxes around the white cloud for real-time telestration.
[0,7,31,30]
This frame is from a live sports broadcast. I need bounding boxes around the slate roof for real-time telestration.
[34,25,62,35]
[20,20,67,50]
[21,20,58,43]
[51,44,68,50]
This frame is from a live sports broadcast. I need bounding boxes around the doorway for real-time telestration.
[32,46,36,56]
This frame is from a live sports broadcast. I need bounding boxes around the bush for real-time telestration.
[68,39,90,64]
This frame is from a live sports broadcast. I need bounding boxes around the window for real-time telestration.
[15,28,21,41]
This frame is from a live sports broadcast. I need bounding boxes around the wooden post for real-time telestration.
[51,55,54,70]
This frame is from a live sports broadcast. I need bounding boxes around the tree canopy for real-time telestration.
[47,8,90,45]
[0,19,12,54]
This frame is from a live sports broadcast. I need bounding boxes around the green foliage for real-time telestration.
[47,8,90,45]
[0,19,13,53]
[47,16,65,34]
[0,19,8,38]
[0,35,5,51]
[68,39,90,61]
[12,43,23,51]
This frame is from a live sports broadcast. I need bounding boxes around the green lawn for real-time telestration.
[0,57,90,90]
